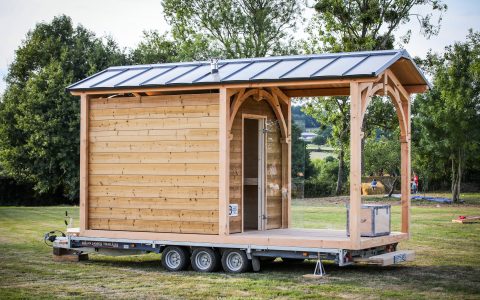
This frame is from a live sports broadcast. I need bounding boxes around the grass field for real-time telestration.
[1,199,479,299]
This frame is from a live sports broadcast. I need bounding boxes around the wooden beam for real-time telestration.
[269,87,290,104]
[404,85,429,94]
[387,86,408,137]
[264,91,288,139]
[229,88,288,140]
[218,88,231,235]
[79,93,89,234]
[229,89,258,130]
[349,82,362,249]
[284,87,350,98]
[385,70,410,102]
[286,98,292,228]
[400,93,412,235]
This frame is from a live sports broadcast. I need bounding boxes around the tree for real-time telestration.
[162,0,303,59]
[413,31,480,202]
[364,131,401,196]
[0,15,127,200]
[291,122,316,180]
[130,31,178,64]
[312,126,332,146]
[303,0,447,192]
[305,0,447,53]
[304,98,349,195]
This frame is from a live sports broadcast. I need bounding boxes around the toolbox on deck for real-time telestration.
[347,204,391,237]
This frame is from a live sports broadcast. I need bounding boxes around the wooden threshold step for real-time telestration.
[354,250,415,266]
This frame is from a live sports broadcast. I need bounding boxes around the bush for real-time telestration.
[0,176,70,206]
[304,178,336,197]
[303,156,339,198]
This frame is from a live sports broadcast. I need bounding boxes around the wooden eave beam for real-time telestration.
[284,87,350,97]
[403,85,429,94]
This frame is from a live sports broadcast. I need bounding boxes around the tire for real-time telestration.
[161,246,189,271]
[221,249,250,273]
[191,248,221,272]
[281,257,305,263]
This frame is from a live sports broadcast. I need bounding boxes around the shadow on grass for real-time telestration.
[48,254,480,296]
[86,255,479,280]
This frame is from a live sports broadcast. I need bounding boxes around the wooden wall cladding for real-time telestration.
[229,98,283,233]
[87,94,220,234]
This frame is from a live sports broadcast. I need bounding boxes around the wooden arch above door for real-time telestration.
[228,88,289,141]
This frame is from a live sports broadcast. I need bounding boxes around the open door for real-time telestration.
[243,117,266,231]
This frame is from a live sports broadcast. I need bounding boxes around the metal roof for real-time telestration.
[67,49,429,91]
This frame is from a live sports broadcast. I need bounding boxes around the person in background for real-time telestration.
[413,173,419,192]
[371,178,377,191]
[411,179,417,194]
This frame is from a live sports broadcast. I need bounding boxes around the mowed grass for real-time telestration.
[0,201,479,299]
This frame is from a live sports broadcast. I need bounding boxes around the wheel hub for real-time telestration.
[226,252,243,271]
[196,251,212,270]
[165,251,181,269]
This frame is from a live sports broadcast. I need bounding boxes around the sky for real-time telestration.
[0,0,479,94]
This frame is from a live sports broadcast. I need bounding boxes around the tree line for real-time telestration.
[0,0,478,204]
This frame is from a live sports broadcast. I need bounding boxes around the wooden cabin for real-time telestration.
[68,50,429,252]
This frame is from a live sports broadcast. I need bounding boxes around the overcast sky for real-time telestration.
[0,0,479,94]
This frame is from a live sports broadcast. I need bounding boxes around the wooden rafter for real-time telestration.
[268,87,289,105]
[384,70,410,102]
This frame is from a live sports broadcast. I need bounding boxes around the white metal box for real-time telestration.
[347,204,391,237]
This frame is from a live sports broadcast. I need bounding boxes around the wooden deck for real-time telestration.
[234,228,408,249]
[80,228,408,251]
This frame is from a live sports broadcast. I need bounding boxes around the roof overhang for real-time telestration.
[68,49,430,96]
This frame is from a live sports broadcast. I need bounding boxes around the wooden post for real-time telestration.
[219,87,230,235]
[79,93,89,234]
[400,94,411,235]
[287,97,292,228]
[280,98,292,228]
[349,82,363,248]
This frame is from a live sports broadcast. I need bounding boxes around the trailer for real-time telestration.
[51,49,428,273]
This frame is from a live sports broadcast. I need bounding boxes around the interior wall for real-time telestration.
[229,97,283,233]
[87,93,220,234]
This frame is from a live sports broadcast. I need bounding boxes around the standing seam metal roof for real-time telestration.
[67,49,428,91]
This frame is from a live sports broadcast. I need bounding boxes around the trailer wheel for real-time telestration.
[191,248,220,272]
[161,246,189,271]
[221,249,249,273]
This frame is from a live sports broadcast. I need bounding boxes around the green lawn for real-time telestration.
[0,202,479,299]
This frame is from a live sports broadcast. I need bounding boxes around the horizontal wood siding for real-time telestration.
[88,94,219,234]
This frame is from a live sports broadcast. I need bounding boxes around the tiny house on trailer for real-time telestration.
[53,50,429,273]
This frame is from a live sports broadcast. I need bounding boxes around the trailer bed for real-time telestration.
[76,228,408,251]
[50,227,413,272]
